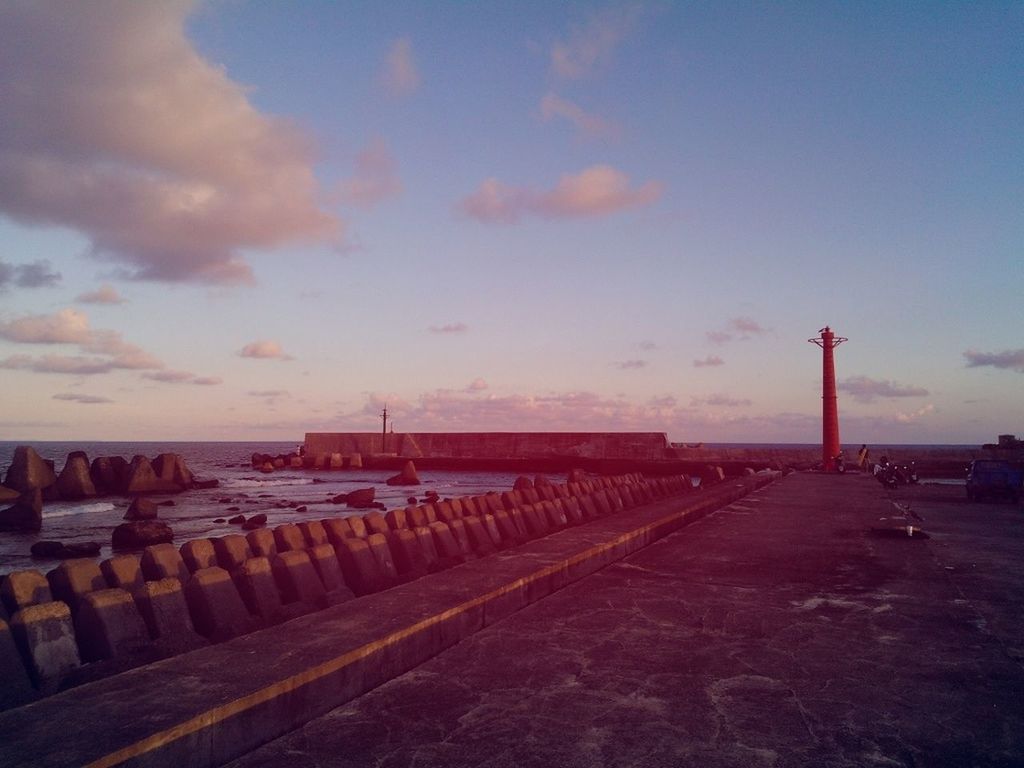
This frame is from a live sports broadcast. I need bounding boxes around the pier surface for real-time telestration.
[2,473,1022,767]
[230,474,1024,768]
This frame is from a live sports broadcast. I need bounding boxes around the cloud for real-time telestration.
[52,392,113,404]
[465,377,488,392]
[694,355,725,368]
[429,322,468,334]
[335,137,402,207]
[539,93,620,140]
[838,376,929,403]
[380,38,420,96]
[896,404,935,424]
[550,5,641,80]
[143,370,221,385]
[0,1,339,284]
[0,308,162,371]
[638,340,658,351]
[691,394,752,407]
[0,259,61,289]
[76,284,126,304]
[239,340,293,360]
[963,348,1024,373]
[249,389,288,401]
[706,317,770,344]
[461,165,662,224]
[615,359,646,370]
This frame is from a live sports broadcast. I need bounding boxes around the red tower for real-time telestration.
[808,326,847,471]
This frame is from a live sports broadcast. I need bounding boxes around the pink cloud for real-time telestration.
[691,394,753,407]
[76,284,126,305]
[550,6,642,80]
[52,392,113,404]
[706,317,771,344]
[539,93,620,140]
[693,355,724,368]
[1,354,118,375]
[461,165,662,224]
[838,375,929,402]
[335,137,402,207]
[465,378,488,392]
[239,340,293,361]
[0,2,339,284]
[380,38,420,96]
[964,348,1024,373]
[429,322,468,334]
[615,359,647,370]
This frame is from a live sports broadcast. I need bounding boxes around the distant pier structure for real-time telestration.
[808,326,847,472]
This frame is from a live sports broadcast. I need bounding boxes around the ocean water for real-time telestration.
[0,441,525,575]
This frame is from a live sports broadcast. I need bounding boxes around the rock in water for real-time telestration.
[3,446,57,494]
[346,488,376,508]
[55,451,97,500]
[385,461,421,486]
[31,540,102,559]
[124,498,159,521]
[513,476,535,492]
[0,489,43,532]
[152,453,194,488]
[112,521,174,549]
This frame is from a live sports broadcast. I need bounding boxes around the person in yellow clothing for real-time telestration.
[857,444,870,472]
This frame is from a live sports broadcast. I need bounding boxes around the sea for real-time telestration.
[0,441,528,576]
[0,440,971,576]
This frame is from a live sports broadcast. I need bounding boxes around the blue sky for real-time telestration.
[0,1,1021,443]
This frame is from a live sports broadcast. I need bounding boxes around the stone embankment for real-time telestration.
[0,447,212,533]
[0,468,718,716]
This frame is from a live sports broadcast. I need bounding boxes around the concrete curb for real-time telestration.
[0,474,776,768]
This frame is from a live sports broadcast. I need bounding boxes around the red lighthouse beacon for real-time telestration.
[808,326,847,472]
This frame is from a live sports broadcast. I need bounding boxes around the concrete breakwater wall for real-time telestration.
[0,469,703,712]
[305,431,671,461]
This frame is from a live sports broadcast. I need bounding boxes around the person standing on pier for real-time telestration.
[857,444,870,472]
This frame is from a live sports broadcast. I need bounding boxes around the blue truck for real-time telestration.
[965,459,1023,503]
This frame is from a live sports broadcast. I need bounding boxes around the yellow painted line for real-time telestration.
[84,480,765,768]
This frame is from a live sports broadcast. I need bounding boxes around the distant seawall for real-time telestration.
[304,432,671,462]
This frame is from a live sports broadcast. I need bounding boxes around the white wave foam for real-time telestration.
[44,502,117,519]
[220,477,317,488]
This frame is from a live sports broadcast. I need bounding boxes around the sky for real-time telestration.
[0,1,1021,444]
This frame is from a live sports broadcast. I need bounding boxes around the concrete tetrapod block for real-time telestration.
[363,512,389,536]
[406,505,429,528]
[298,520,329,548]
[427,521,465,566]
[180,539,218,573]
[213,535,253,572]
[543,500,568,530]
[1,570,52,615]
[273,523,306,553]
[9,601,80,692]
[100,554,145,594]
[321,518,354,547]
[507,507,530,539]
[384,507,408,531]
[618,485,637,508]
[366,533,400,585]
[46,559,106,614]
[141,543,190,585]
[232,557,291,625]
[445,520,476,560]
[480,514,506,549]
[592,490,613,516]
[307,544,354,602]
[411,526,441,571]
[491,509,523,545]
[462,516,496,556]
[334,537,386,596]
[459,497,479,517]
[434,501,456,523]
[184,567,260,643]
[0,618,37,710]
[347,516,369,539]
[132,578,205,655]
[500,491,518,511]
[74,588,152,663]
[520,504,550,538]
[448,497,465,517]
[562,496,584,525]
[387,529,429,578]
[485,493,504,515]
[246,528,277,560]
[272,550,328,609]
[578,494,599,519]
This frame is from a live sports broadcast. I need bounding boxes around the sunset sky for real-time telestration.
[0,1,1021,444]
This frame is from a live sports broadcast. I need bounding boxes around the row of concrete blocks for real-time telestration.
[0,472,693,710]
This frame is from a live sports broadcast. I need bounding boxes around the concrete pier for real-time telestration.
[1,473,1022,766]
